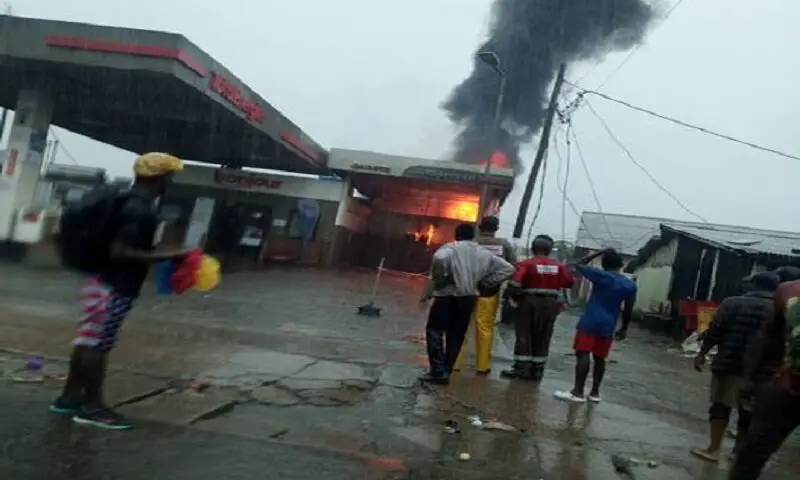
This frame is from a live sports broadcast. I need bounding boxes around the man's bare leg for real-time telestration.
[570,352,591,399]
[588,355,606,400]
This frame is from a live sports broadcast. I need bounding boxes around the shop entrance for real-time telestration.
[206,201,272,270]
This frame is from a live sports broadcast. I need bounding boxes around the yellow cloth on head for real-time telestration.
[133,152,184,177]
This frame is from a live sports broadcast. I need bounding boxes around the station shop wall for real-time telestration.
[163,183,338,265]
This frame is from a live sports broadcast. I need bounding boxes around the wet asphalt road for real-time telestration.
[1,264,799,478]
[0,386,392,480]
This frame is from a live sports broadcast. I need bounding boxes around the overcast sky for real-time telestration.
[7,0,800,238]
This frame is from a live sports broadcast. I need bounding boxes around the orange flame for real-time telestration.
[410,224,437,245]
[479,151,510,169]
[443,200,479,222]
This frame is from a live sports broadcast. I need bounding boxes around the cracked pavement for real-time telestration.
[1,264,799,479]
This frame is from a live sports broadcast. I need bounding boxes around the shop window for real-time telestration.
[159,204,183,223]
[286,209,317,240]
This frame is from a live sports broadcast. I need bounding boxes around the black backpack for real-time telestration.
[56,186,131,275]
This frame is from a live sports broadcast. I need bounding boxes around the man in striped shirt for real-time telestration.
[50,153,191,430]
[419,223,515,385]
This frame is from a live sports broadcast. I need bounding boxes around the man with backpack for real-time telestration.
[50,152,191,430]
[729,266,800,478]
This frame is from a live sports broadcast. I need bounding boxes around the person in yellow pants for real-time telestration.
[454,216,516,375]
[455,294,500,373]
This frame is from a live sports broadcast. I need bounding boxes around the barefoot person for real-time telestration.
[554,248,636,404]
[690,272,777,463]
[419,223,514,385]
[501,234,573,381]
[454,216,517,375]
[729,267,800,479]
[50,153,192,430]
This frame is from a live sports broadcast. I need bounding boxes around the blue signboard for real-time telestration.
[297,199,320,242]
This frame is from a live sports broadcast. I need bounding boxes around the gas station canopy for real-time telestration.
[329,148,514,195]
[0,15,328,174]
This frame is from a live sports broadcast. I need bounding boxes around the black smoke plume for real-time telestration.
[443,0,655,174]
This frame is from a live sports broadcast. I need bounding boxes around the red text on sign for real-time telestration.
[210,72,265,123]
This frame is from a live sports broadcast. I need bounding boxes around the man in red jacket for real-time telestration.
[501,234,573,381]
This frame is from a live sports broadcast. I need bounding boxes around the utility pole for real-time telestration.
[512,63,566,239]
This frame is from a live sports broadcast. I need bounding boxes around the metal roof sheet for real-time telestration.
[576,211,800,257]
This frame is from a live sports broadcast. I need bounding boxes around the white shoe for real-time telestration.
[588,395,602,403]
[554,390,586,403]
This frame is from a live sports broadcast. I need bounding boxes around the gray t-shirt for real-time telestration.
[429,240,515,297]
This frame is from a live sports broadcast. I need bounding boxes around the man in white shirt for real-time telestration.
[419,223,515,385]
[454,216,517,375]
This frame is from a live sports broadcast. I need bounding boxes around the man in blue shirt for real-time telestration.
[554,248,637,404]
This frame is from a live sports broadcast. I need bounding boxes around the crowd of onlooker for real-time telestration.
[689,266,800,479]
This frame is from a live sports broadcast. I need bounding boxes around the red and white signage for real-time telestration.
[2,149,18,178]
[209,72,265,123]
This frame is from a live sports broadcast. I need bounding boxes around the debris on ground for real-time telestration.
[188,380,210,393]
[402,333,426,346]
[681,332,701,354]
[611,453,662,477]
[443,420,460,434]
[9,370,43,383]
[466,414,516,432]
[481,420,516,432]
[676,332,717,358]
[468,415,483,427]
[25,357,43,370]
[458,452,471,461]
[611,454,637,478]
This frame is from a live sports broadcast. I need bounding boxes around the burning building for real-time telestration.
[327,148,513,273]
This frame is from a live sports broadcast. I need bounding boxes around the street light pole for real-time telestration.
[475,51,506,228]
[477,76,506,227]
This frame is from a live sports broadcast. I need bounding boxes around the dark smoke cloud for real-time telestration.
[443,0,655,174]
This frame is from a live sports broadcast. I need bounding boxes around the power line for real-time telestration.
[570,125,615,240]
[561,123,573,242]
[584,100,707,223]
[623,227,662,251]
[552,126,604,245]
[525,148,548,247]
[594,0,686,91]
[566,83,800,162]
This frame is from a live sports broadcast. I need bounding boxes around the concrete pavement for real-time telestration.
[0,385,397,480]
[1,264,799,478]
